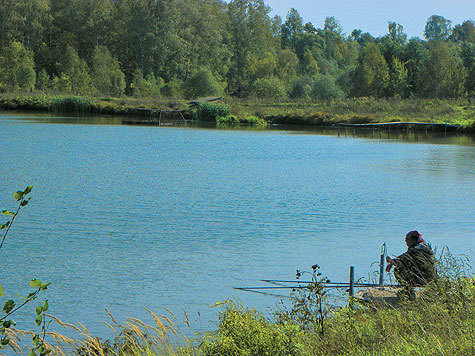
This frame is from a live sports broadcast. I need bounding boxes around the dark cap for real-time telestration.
[406,230,421,239]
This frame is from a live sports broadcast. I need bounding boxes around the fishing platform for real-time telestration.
[122,109,188,126]
[336,121,457,139]
[234,244,401,306]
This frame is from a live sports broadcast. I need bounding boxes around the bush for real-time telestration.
[288,77,313,99]
[193,102,230,122]
[185,68,222,99]
[200,301,301,356]
[217,114,239,125]
[251,77,287,100]
[240,115,267,126]
[161,78,184,99]
[311,75,345,99]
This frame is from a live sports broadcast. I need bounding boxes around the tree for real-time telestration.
[421,41,467,98]
[388,22,407,44]
[250,76,286,99]
[349,29,375,46]
[388,56,409,97]
[0,41,36,91]
[352,43,389,97]
[300,49,319,76]
[57,45,92,94]
[226,0,277,95]
[185,67,222,99]
[276,49,299,81]
[450,20,475,43]
[311,74,344,99]
[324,17,342,35]
[281,8,303,49]
[461,42,475,93]
[424,15,452,41]
[91,45,126,97]
[401,38,429,96]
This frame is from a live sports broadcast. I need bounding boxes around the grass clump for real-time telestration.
[52,96,94,113]
[193,102,230,123]
[240,115,267,126]
[217,114,239,125]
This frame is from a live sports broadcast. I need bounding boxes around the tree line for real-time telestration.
[0,0,473,100]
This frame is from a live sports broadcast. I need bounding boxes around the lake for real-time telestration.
[0,111,474,341]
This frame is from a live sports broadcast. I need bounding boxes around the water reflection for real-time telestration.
[1,111,473,146]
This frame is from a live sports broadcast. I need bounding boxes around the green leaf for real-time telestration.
[13,191,24,201]
[35,305,43,315]
[41,349,52,356]
[32,334,40,346]
[35,314,42,326]
[3,300,15,314]
[30,279,42,288]
[3,320,11,328]
[1,336,9,345]
[24,186,33,195]
[42,300,49,312]
[0,221,10,230]
[0,284,4,297]
[21,200,29,207]
[40,283,51,291]
[1,210,14,216]
[29,350,37,356]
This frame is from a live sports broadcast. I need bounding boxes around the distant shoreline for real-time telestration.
[0,94,473,132]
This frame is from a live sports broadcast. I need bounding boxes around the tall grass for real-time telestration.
[4,250,473,355]
[51,96,94,114]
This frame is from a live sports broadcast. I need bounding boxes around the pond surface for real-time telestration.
[0,111,474,339]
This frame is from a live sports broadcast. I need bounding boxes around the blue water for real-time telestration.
[0,113,474,341]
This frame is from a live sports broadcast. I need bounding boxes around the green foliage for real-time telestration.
[161,78,184,99]
[185,67,222,99]
[130,70,164,98]
[352,43,389,97]
[91,46,126,97]
[52,96,93,113]
[240,115,267,126]
[388,56,409,97]
[288,77,313,99]
[251,77,287,100]
[0,41,36,91]
[424,15,452,41]
[35,69,50,91]
[0,187,52,356]
[217,114,239,125]
[193,102,230,122]
[200,301,301,356]
[422,41,467,98]
[275,264,329,336]
[57,46,93,95]
[0,1,472,101]
[311,75,344,99]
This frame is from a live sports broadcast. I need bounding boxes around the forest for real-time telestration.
[0,0,474,100]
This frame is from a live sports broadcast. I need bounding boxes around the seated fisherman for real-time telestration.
[385,231,436,290]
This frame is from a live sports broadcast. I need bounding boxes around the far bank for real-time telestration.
[0,93,473,132]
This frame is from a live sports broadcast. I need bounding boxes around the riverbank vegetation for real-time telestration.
[5,252,473,355]
[0,0,474,129]
[1,93,474,130]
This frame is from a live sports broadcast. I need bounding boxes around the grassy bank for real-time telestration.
[5,254,472,356]
[0,93,474,131]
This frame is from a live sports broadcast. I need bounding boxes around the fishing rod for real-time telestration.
[259,280,399,288]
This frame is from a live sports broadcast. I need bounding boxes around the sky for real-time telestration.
[261,0,474,39]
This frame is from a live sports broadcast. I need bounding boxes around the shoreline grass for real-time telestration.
[5,255,473,356]
[0,93,474,131]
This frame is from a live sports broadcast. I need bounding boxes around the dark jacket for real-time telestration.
[394,241,436,286]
